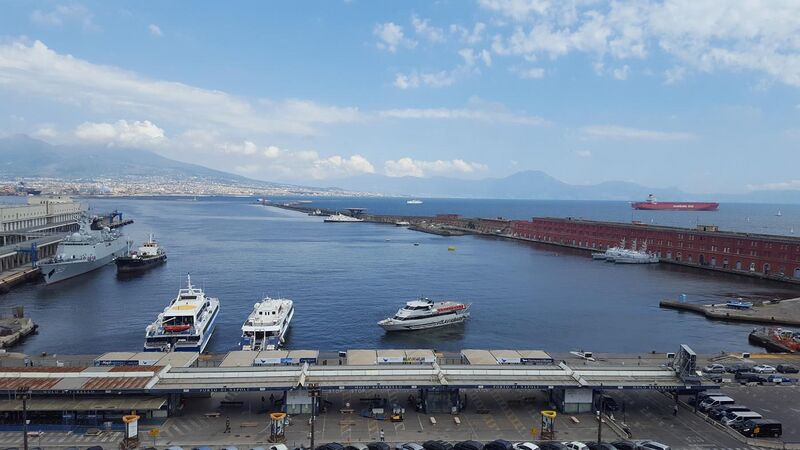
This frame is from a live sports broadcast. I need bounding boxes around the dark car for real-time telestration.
[538,444,568,450]
[708,405,750,421]
[610,441,638,450]
[738,419,782,438]
[777,364,799,374]
[735,372,767,384]
[369,444,391,450]
[587,444,618,450]
[423,441,453,450]
[483,441,512,450]
[725,363,754,373]
[454,441,483,450]
[316,444,346,450]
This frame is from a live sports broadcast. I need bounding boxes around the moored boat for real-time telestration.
[116,234,167,273]
[143,275,220,352]
[240,297,294,351]
[323,213,364,223]
[378,298,470,331]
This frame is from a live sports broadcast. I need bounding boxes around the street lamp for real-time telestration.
[17,386,31,450]
[308,384,320,450]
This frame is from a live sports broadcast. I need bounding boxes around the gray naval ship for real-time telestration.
[38,219,127,284]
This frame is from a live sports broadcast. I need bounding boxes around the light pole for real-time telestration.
[18,386,31,450]
[309,384,320,450]
[596,388,603,444]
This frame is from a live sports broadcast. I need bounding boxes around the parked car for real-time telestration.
[688,391,722,406]
[398,445,425,450]
[698,395,735,412]
[484,441,513,450]
[423,441,453,450]
[586,445,617,450]
[702,363,726,374]
[220,447,239,450]
[538,444,568,450]
[737,419,782,438]
[368,444,391,450]
[609,442,638,450]
[777,364,799,373]
[316,444,346,450]
[722,410,762,426]
[735,372,767,384]
[752,364,776,374]
[345,446,368,450]
[635,441,671,450]
[454,442,483,450]
[725,363,753,373]
[512,443,539,450]
[708,405,750,421]
[563,443,589,450]
[767,374,798,383]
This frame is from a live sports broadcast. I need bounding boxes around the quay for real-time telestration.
[266,202,800,285]
[659,297,800,327]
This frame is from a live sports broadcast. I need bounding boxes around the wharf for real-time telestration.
[0,266,40,294]
[0,317,37,348]
[659,297,800,326]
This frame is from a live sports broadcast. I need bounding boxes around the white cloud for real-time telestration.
[575,150,592,158]
[30,4,95,30]
[612,65,630,80]
[511,66,545,79]
[393,70,456,89]
[411,15,445,43]
[0,40,363,137]
[480,49,493,67]
[374,22,415,52]
[74,120,166,147]
[450,22,486,44]
[482,1,800,87]
[384,157,488,177]
[581,125,694,141]
[148,24,163,37]
[32,125,59,139]
[379,106,548,126]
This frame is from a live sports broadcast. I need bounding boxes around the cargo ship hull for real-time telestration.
[632,202,719,211]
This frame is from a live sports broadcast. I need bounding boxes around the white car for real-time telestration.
[635,441,671,450]
[752,364,776,374]
[563,442,589,450]
[513,443,540,450]
[702,363,726,374]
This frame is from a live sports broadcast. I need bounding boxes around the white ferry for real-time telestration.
[323,213,364,223]
[378,298,470,331]
[143,275,220,352]
[240,297,294,351]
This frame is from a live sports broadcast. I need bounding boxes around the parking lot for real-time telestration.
[720,383,800,441]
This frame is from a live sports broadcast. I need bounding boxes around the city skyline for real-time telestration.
[1,1,800,194]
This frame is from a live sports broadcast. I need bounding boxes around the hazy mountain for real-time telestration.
[327,170,690,201]
[0,135,259,183]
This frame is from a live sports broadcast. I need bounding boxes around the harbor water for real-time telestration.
[5,196,800,355]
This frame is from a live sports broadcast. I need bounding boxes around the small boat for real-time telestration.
[776,210,782,217]
[406,199,423,205]
[413,242,420,246]
[378,298,470,331]
[448,246,456,251]
[308,209,329,217]
[163,324,191,333]
[395,221,411,227]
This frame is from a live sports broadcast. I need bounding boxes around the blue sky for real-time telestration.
[1,0,799,194]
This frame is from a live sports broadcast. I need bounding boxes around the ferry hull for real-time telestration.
[379,312,469,332]
[632,202,719,211]
[39,246,127,284]
[116,254,167,273]
[143,306,219,353]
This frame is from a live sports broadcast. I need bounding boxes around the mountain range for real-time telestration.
[0,135,797,202]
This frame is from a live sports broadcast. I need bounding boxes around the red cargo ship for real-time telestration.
[632,194,719,211]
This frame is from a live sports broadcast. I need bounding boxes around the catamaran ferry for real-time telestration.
[240,297,294,351]
[143,275,220,352]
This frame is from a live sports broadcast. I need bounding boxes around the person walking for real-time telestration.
[672,404,678,416]
[379,428,385,442]
[224,416,231,433]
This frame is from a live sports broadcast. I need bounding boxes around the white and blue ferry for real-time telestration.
[144,275,219,352]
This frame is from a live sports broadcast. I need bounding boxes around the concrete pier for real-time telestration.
[659,297,800,326]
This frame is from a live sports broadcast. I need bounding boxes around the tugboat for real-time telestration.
[116,234,167,273]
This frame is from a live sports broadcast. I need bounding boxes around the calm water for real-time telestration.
[5,197,800,355]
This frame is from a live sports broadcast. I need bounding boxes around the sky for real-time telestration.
[1,0,800,194]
